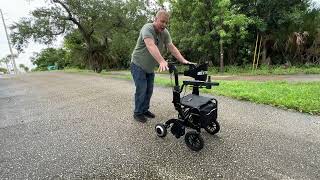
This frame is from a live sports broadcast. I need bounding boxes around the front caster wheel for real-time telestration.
[204,120,220,135]
[155,124,167,138]
[184,131,204,151]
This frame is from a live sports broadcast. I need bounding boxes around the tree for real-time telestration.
[30,48,69,71]
[0,57,10,72]
[11,0,148,72]
[169,0,253,72]
[0,54,18,73]
[19,64,29,72]
[231,0,317,65]
[0,67,7,74]
[167,0,319,68]
[19,64,25,69]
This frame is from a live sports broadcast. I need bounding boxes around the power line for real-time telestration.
[0,9,18,74]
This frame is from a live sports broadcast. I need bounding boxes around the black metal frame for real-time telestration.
[164,63,219,137]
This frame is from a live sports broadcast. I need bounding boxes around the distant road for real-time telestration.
[1,72,320,179]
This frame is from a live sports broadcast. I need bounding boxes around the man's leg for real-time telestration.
[130,63,148,122]
[142,72,155,118]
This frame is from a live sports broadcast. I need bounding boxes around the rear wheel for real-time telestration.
[184,131,204,151]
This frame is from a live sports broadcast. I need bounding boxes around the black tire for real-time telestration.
[155,124,167,138]
[184,131,204,151]
[204,120,220,135]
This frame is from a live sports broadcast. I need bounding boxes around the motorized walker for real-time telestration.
[155,62,220,151]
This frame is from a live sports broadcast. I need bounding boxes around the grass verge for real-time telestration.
[207,65,320,75]
[202,81,320,115]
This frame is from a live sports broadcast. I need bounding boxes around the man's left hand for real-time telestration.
[182,59,196,65]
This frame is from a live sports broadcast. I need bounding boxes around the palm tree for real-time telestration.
[0,54,18,73]
[0,57,10,73]
[19,64,29,72]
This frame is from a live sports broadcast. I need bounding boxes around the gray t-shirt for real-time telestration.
[131,23,172,73]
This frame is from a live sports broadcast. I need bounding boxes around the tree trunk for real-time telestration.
[53,0,104,73]
[261,39,267,65]
[219,40,224,73]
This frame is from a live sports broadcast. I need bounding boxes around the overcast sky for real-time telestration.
[0,0,62,70]
[1,0,320,70]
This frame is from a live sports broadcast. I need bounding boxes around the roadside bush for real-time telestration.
[0,67,7,73]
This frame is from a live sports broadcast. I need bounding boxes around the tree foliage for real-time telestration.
[169,0,255,72]
[230,0,319,64]
[167,0,319,68]
[10,0,320,72]
[0,54,18,73]
[11,0,150,72]
[30,48,70,70]
[19,64,30,72]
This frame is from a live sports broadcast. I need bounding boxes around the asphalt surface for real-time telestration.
[1,72,320,179]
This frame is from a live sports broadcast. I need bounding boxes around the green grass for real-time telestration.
[155,64,320,76]
[207,65,320,75]
[202,81,320,115]
[62,68,320,115]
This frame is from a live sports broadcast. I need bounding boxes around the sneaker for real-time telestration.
[143,111,155,118]
[133,114,147,123]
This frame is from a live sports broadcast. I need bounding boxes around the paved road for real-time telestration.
[1,72,320,179]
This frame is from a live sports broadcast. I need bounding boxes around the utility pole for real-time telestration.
[1,9,18,74]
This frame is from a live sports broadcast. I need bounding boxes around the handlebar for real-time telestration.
[183,80,219,87]
[168,61,219,89]
[168,62,195,73]
[168,63,177,74]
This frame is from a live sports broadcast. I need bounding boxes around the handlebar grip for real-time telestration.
[209,82,219,86]
[186,63,196,68]
[183,80,219,87]
[168,63,177,73]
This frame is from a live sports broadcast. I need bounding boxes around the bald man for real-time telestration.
[131,10,191,123]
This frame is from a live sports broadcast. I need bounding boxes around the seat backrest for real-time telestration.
[183,63,208,81]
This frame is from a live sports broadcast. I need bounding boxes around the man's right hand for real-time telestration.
[158,61,169,72]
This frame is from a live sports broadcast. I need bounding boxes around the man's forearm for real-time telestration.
[168,44,188,63]
[172,51,186,63]
[147,45,166,64]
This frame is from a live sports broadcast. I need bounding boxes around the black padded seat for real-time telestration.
[180,94,213,108]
